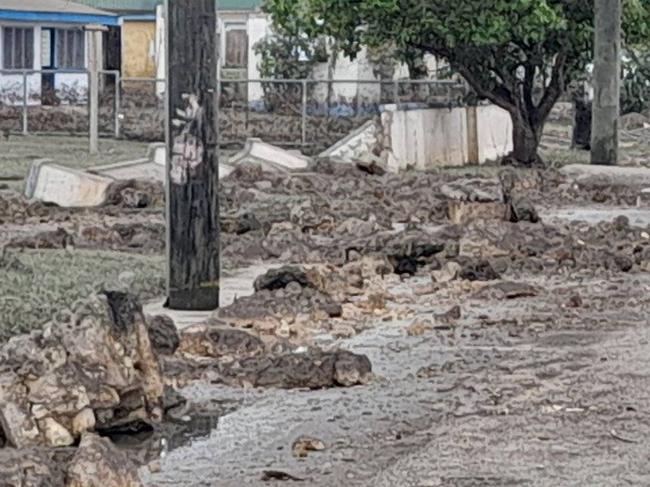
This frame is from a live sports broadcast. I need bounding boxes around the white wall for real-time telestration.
[381,104,513,170]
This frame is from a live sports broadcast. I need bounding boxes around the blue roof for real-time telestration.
[0,9,118,25]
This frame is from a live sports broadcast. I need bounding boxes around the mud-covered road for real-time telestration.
[144,267,650,486]
[2,160,650,486]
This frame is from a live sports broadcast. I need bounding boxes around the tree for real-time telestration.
[262,0,649,166]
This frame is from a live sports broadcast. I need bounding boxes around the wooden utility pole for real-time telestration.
[591,0,621,165]
[165,0,220,310]
[86,24,106,154]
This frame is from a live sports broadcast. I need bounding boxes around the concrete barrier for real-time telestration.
[380,104,513,170]
[382,105,468,169]
[319,120,380,161]
[229,138,311,172]
[25,160,113,207]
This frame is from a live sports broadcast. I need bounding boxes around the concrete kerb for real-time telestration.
[229,138,312,172]
[25,160,113,208]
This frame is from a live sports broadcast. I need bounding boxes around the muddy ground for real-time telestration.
[1,149,650,485]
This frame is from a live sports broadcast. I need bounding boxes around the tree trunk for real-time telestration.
[591,0,621,165]
[510,112,542,166]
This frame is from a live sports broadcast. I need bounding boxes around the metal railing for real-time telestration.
[0,70,467,148]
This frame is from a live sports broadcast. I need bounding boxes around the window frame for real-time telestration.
[2,25,35,70]
[54,27,86,71]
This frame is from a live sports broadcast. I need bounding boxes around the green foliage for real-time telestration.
[262,0,650,163]
[622,50,650,114]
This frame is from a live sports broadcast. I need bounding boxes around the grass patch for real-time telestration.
[0,135,149,180]
[0,249,165,342]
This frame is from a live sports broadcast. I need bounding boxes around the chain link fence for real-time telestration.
[0,70,467,154]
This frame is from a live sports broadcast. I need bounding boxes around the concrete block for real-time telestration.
[382,104,468,170]
[25,160,113,208]
[319,120,379,161]
[447,201,508,225]
[229,138,311,172]
[146,143,167,166]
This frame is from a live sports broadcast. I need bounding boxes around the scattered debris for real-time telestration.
[261,470,305,482]
[292,436,326,458]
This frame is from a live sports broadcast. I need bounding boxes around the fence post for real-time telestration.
[22,70,28,136]
[114,72,121,138]
[301,79,307,147]
[86,24,107,154]
[393,79,399,108]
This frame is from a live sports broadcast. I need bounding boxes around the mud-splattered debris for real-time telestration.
[292,436,326,458]
[147,315,180,356]
[261,470,305,482]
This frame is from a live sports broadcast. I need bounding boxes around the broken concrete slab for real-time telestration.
[90,148,234,183]
[318,120,380,162]
[89,158,166,182]
[561,164,650,186]
[25,160,113,208]
[146,142,166,166]
[229,138,311,172]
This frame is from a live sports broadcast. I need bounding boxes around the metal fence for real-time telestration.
[0,69,467,153]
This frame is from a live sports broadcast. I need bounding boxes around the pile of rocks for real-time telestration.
[0,291,164,448]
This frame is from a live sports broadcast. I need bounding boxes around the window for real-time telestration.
[3,27,34,69]
[41,29,53,68]
[224,27,247,68]
[56,29,85,69]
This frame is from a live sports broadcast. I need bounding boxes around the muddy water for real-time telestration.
[141,272,650,486]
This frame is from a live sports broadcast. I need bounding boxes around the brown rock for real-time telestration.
[66,433,143,487]
[0,292,164,447]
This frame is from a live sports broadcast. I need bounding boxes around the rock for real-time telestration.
[0,448,72,487]
[613,254,634,272]
[72,408,96,436]
[458,259,500,281]
[147,315,180,356]
[356,159,386,176]
[431,261,462,283]
[473,281,539,300]
[221,212,262,235]
[330,325,356,339]
[104,179,164,208]
[179,325,264,360]
[66,433,143,487]
[447,201,508,225]
[0,292,164,447]
[292,436,326,458]
[221,349,372,390]
[261,470,305,482]
[509,198,540,223]
[407,320,433,336]
[40,417,74,447]
[254,266,313,292]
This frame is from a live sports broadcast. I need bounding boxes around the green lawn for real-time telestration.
[0,135,149,180]
[0,249,165,341]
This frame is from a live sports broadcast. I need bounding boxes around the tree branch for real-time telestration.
[536,53,567,123]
